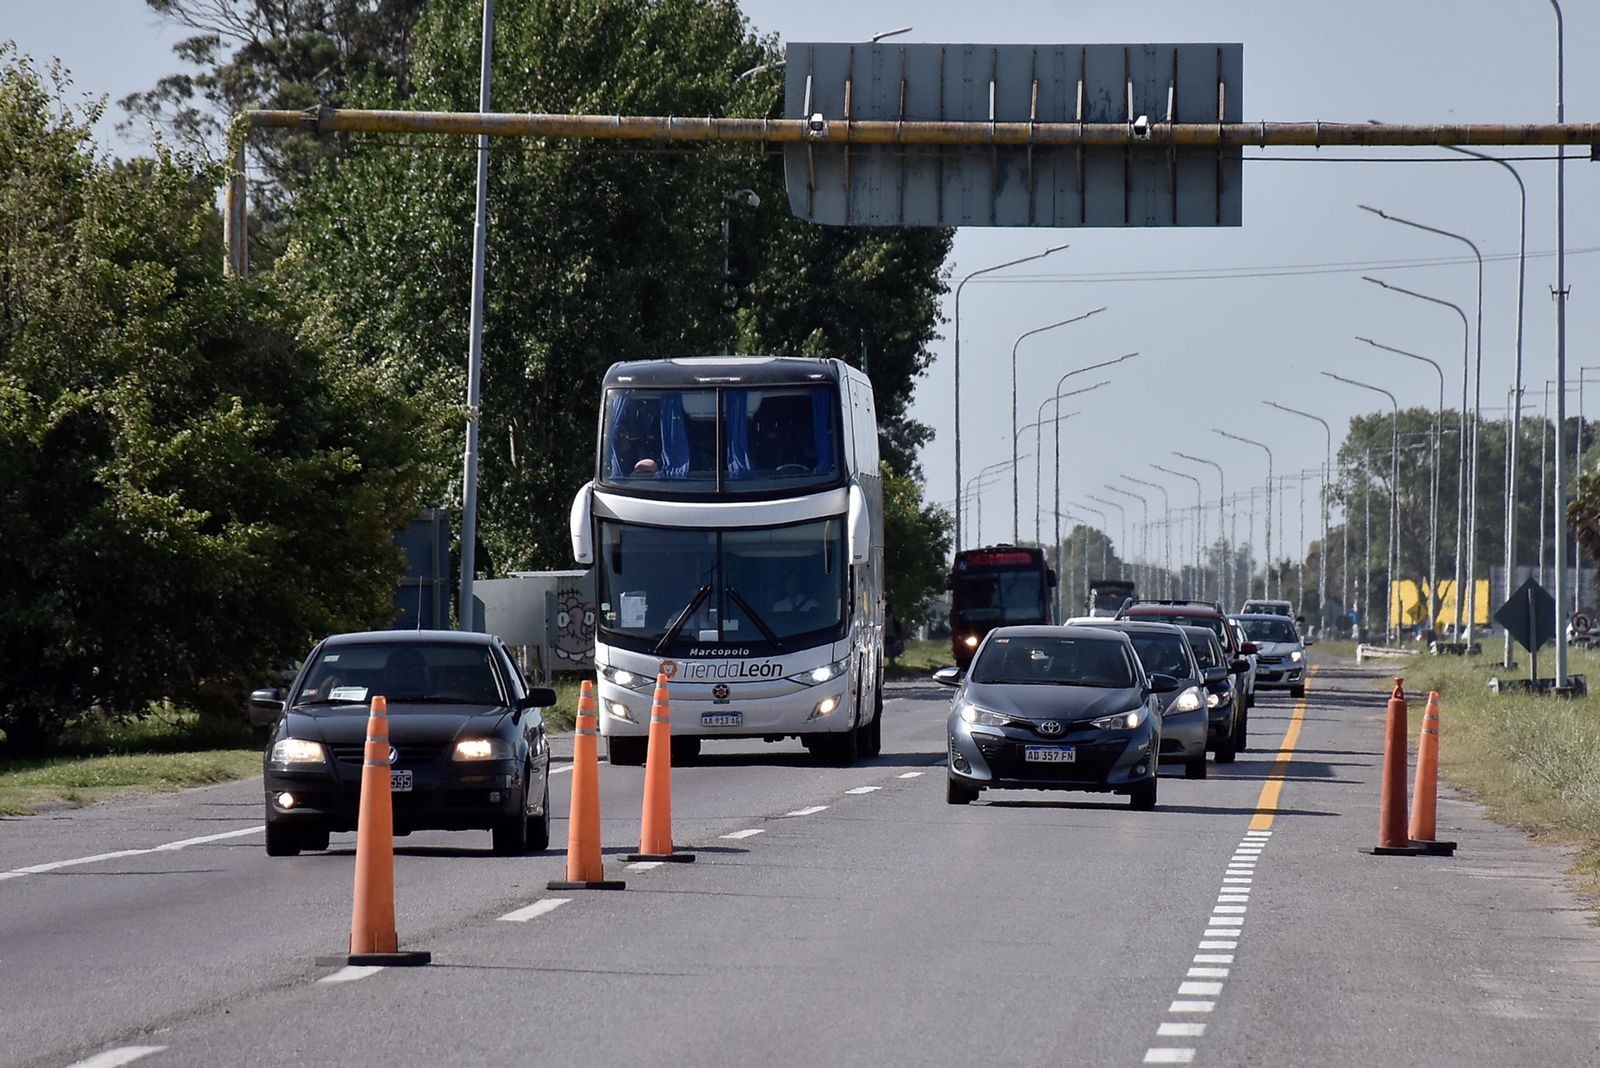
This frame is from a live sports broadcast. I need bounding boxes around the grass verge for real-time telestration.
[885,638,954,681]
[1358,648,1600,905]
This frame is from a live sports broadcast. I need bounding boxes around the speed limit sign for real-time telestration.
[1574,613,1591,635]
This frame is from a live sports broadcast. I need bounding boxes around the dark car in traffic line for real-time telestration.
[937,625,1178,809]
[1180,624,1239,763]
[1117,599,1258,750]
[250,630,556,857]
[1070,619,1212,778]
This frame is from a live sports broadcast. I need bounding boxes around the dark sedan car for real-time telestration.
[1071,620,1211,779]
[1181,624,1239,763]
[251,630,556,857]
[937,625,1178,809]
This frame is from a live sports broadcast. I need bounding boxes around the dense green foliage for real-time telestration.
[0,49,436,752]
[882,465,953,626]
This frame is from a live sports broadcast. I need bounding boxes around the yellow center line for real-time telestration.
[1248,664,1319,831]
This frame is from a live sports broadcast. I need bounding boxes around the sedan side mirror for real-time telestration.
[522,687,559,709]
[1240,641,1258,656]
[1229,659,1251,674]
[933,666,964,687]
[1147,673,1180,694]
[249,687,286,713]
[1303,638,1316,647]
[1203,666,1228,684]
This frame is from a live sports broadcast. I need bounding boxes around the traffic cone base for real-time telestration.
[549,680,628,890]
[317,951,433,967]
[1365,677,1419,858]
[623,851,698,863]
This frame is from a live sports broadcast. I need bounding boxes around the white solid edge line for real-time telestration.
[499,898,571,923]
[1178,981,1224,996]
[1158,1022,1206,1037]
[845,786,881,794]
[2,826,263,881]
[319,965,384,984]
[1167,1000,1215,1013]
[549,764,575,775]
[783,805,828,816]
[1143,1049,1196,1064]
[720,829,764,840]
[64,1048,168,1068]
[897,771,924,778]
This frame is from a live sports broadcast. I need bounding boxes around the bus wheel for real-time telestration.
[818,726,859,765]
[670,735,701,764]
[607,736,647,766]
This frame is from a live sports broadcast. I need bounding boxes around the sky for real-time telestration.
[7,0,1598,578]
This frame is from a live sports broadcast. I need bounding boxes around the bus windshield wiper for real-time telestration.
[726,587,784,650]
[655,584,712,654]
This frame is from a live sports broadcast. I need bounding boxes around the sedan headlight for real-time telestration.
[962,635,979,648]
[453,737,514,761]
[1171,686,1205,713]
[1289,649,1304,662]
[958,703,1010,727]
[269,738,327,765]
[788,657,851,686]
[1206,687,1227,709]
[1090,708,1145,731]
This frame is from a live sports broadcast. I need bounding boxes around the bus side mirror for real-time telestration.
[848,482,870,564]
[570,481,594,565]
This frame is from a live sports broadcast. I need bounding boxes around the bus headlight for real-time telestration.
[962,635,979,648]
[808,696,841,720]
[600,666,653,691]
[607,701,637,723]
[788,657,851,686]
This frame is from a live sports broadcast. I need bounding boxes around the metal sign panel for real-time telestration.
[783,42,1242,228]
[1495,577,1557,652]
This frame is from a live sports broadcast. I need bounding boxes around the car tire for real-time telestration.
[946,778,979,805]
[670,735,701,765]
[1290,684,1306,699]
[492,782,531,856]
[527,771,551,852]
[265,821,302,857]
[607,736,647,766]
[1213,731,1237,764]
[1185,755,1208,780]
[1129,777,1158,810]
[1235,709,1249,752]
[299,827,330,852]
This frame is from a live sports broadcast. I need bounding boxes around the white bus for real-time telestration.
[569,356,885,765]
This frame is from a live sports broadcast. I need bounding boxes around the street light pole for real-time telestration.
[1087,495,1129,584]
[1035,381,1110,543]
[1359,209,1484,645]
[1217,430,1275,604]
[1068,500,1112,616]
[1048,352,1138,606]
[1153,465,1205,598]
[953,244,1070,548]
[1263,401,1333,635]
[1325,372,1401,640]
[1124,476,1173,596]
[1105,485,1150,594]
[1364,276,1472,641]
[1010,308,1107,541]
[1174,452,1229,607]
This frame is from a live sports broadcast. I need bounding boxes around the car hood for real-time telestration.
[1254,641,1301,656]
[956,682,1143,723]
[283,703,514,745]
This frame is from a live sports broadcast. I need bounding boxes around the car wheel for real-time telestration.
[492,782,531,856]
[299,827,331,852]
[265,820,302,857]
[607,736,647,766]
[1290,684,1306,699]
[670,735,701,765]
[1129,777,1159,810]
[946,778,979,805]
[1185,755,1208,780]
[527,771,551,852]
[1235,709,1249,751]
[1213,731,1237,764]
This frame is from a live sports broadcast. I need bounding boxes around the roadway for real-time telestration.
[2,654,1597,1067]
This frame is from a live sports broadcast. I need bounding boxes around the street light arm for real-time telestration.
[1012,308,1108,364]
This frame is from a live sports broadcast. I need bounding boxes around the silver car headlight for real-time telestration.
[1171,686,1205,713]
[269,738,327,765]
[958,703,1010,728]
[1091,708,1144,731]
[454,737,514,761]
[788,657,851,686]
[1289,649,1303,662]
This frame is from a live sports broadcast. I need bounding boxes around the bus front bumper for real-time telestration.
[596,681,854,738]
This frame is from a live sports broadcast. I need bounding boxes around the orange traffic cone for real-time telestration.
[1408,690,1457,856]
[1365,678,1423,857]
[626,673,695,863]
[323,696,430,966]
[548,680,626,890]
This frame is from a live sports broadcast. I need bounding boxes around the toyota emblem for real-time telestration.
[1037,720,1064,737]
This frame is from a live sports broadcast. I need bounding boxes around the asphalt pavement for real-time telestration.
[2,653,1597,1067]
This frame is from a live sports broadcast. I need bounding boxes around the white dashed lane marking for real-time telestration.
[845,786,881,795]
[64,1049,167,1068]
[627,861,664,872]
[1143,1049,1196,1064]
[499,898,570,923]
[783,805,828,817]
[550,764,574,776]
[720,829,765,840]
[319,965,384,984]
[0,826,262,883]
[897,771,925,778]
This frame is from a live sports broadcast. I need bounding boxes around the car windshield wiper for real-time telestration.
[725,586,783,650]
[292,698,365,707]
[654,584,713,655]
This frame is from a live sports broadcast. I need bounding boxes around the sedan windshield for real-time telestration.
[1126,633,1195,680]
[1240,617,1301,644]
[1183,632,1222,669]
[597,517,846,652]
[294,643,507,707]
[971,636,1138,688]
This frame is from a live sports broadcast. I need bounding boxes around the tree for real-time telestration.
[0,48,438,752]
[282,0,952,575]
[882,465,952,628]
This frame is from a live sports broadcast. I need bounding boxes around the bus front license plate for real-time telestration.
[391,770,413,792]
[702,712,742,728]
[1024,746,1075,764]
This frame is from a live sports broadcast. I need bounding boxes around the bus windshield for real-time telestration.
[951,570,1049,624]
[600,384,841,494]
[596,517,847,652]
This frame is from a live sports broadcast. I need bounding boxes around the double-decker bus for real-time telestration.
[947,545,1056,668]
[569,357,884,765]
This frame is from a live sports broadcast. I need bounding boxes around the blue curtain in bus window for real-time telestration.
[810,388,836,475]
[605,392,629,480]
[659,392,690,479]
[724,390,752,480]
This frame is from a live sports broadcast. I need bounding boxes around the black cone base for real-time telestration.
[1361,844,1426,856]
[1412,839,1458,856]
[547,878,627,890]
[624,851,697,863]
[316,951,432,967]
